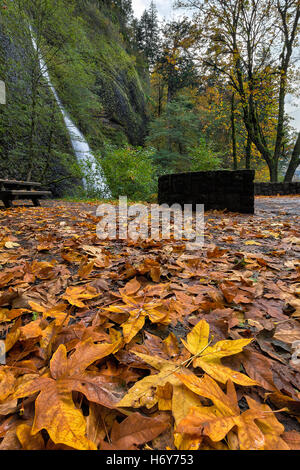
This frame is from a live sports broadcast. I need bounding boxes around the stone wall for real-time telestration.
[158,170,255,214]
[255,182,300,196]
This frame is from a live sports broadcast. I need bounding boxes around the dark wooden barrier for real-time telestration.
[255,182,300,196]
[158,170,255,214]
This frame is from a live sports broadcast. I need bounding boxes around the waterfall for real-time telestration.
[30,29,111,198]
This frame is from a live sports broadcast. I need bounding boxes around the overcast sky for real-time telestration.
[132,1,300,131]
[132,0,176,19]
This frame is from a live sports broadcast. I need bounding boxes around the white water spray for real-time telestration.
[30,28,111,197]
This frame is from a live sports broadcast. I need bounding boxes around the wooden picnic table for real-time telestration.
[0,179,52,208]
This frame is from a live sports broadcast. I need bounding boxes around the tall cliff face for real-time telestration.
[0,17,79,196]
[0,1,149,195]
[48,1,149,149]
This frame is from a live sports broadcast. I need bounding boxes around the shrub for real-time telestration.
[188,139,221,171]
[98,145,157,201]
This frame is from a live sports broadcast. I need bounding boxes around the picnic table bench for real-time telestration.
[0,179,52,208]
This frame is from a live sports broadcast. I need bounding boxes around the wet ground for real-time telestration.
[1,195,300,218]
[255,196,300,218]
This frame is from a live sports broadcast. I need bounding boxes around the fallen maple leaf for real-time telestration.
[16,424,45,450]
[181,320,258,385]
[5,242,20,249]
[1,196,299,452]
[10,337,123,449]
[104,292,169,343]
[117,352,201,430]
[62,284,99,308]
[175,372,285,450]
[100,412,169,450]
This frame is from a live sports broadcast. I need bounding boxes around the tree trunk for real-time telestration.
[167,84,174,104]
[158,81,163,117]
[268,162,278,183]
[231,93,238,170]
[284,132,300,182]
[245,131,251,169]
[41,98,56,182]
[27,89,37,182]
[27,45,40,182]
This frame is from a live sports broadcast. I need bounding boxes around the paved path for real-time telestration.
[2,196,300,218]
[255,196,300,218]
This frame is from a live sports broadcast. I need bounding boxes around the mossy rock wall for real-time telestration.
[51,3,149,149]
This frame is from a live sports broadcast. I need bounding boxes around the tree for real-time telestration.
[147,96,220,173]
[175,0,300,182]
[156,18,199,103]
[231,92,238,170]
[135,1,160,68]
[150,69,166,117]
[284,132,300,181]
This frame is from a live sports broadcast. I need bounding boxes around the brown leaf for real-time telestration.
[107,413,169,450]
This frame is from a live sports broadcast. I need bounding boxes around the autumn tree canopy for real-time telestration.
[175,0,300,181]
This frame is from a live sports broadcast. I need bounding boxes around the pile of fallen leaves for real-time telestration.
[0,199,300,450]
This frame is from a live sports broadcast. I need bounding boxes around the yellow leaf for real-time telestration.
[117,355,176,409]
[122,313,147,344]
[181,321,255,385]
[107,295,169,343]
[177,405,266,450]
[16,424,45,450]
[4,328,21,353]
[176,374,266,450]
[78,261,94,279]
[181,319,210,355]
[67,338,123,376]
[5,242,20,249]
[0,369,15,401]
[175,370,236,416]
[156,383,173,411]
[197,338,253,362]
[11,340,122,450]
[246,396,289,450]
[195,359,258,386]
[62,285,99,308]
[120,278,141,296]
[172,382,201,426]
[163,332,180,357]
[118,352,201,427]
[19,320,43,341]
[32,384,91,450]
[173,433,202,451]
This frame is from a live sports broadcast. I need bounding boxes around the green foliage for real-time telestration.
[156,18,199,102]
[0,6,78,192]
[147,96,201,173]
[147,95,222,175]
[188,139,221,171]
[134,1,160,67]
[53,5,146,143]
[99,145,156,201]
[0,0,149,197]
